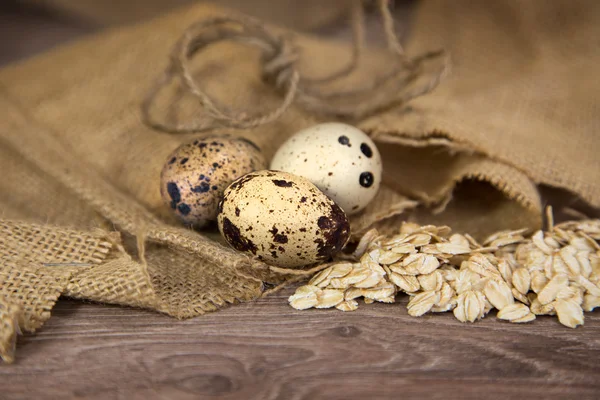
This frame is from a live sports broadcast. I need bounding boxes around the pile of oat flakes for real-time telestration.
[289,214,600,328]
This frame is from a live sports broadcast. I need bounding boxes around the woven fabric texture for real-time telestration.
[0,0,598,362]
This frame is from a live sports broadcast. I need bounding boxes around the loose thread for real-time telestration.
[302,0,365,84]
[379,0,405,56]
[141,1,448,133]
[260,275,308,298]
[267,262,336,276]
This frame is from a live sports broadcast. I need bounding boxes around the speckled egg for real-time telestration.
[217,170,351,268]
[160,136,266,228]
[270,122,382,215]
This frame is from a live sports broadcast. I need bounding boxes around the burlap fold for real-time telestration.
[1,0,598,362]
[363,0,600,213]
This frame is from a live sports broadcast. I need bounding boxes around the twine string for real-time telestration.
[141,0,448,133]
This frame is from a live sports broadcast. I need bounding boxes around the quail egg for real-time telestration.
[217,170,351,268]
[160,136,266,228]
[270,122,382,215]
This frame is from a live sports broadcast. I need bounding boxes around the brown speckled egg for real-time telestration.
[217,170,351,268]
[160,136,266,228]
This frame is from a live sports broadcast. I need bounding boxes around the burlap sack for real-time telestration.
[24,0,351,31]
[1,0,598,362]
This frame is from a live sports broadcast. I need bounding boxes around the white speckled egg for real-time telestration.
[217,170,351,268]
[160,136,266,229]
[270,122,382,215]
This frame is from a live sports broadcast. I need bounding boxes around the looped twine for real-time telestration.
[142,0,449,133]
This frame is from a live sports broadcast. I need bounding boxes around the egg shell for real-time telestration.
[217,170,351,268]
[160,136,266,228]
[270,122,382,215]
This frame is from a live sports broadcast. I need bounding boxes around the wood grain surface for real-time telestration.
[1,289,600,400]
[2,2,599,399]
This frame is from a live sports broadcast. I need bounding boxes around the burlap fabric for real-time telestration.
[25,0,350,31]
[1,0,598,362]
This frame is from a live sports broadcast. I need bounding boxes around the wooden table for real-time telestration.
[2,2,599,399]
[2,290,599,400]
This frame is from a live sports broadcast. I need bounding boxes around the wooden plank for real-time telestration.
[1,290,600,400]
